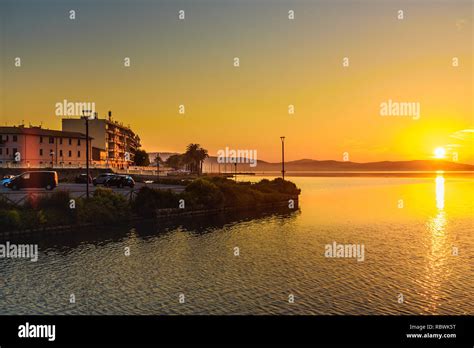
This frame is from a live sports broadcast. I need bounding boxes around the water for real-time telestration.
[0,175,472,315]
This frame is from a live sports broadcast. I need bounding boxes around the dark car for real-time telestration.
[104,175,135,188]
[75,173,92,184]
[7,171,58,190]
[92,173,115,186]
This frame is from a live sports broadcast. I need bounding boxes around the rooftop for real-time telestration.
[0,126,92,139]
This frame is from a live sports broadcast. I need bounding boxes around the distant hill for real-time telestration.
[204,157,474,172]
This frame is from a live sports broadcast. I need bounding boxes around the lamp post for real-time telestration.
[82,110,93,198]
[280,136,285,180]
[156,153,160,185]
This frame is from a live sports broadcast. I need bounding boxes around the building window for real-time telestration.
[6,135,9,141]
[68,150,72,157]
[6,148,9,155]
[59,150,63,157]
[49,137,54,144]
[40,136,43,143]
[0,148,2,155]
[12,135,17,142]
[59,138,63,145]
[13,148,17,156]
[69,138,72,145]
[78,139,81,146]
[77,151,81,158]
[39,149,43,156]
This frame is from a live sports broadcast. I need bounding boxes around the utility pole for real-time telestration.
[280,136,285,180]
[82,110,93,198]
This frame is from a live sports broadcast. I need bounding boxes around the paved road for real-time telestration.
[0,182,185,204]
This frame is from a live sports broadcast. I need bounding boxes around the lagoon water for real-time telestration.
[0,175,472,315]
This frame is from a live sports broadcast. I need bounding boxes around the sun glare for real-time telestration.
[434,147,446,159]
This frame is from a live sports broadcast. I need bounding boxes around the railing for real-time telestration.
[0,187,138,207]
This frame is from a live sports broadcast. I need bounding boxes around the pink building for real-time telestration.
[0,126,92,168]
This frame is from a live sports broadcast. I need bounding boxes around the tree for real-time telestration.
[134,149,150,166]
[154,154,163,166]
[184,144,208,175]
[197,148,208,174]
[166,154,184,170]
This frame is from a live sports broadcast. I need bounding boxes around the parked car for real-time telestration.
[75,173,92,184]
[92,173,115,186]
[6,171,58,190]
[0,175,15,187]
[104,175,135,188]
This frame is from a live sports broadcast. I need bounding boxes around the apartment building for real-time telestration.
[62,111,140,168]
[0,126,91,167]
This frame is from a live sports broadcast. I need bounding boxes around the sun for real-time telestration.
[434,147,446,159]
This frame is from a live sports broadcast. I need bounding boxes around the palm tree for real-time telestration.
[197,148,209,175]
[184,144,208,175]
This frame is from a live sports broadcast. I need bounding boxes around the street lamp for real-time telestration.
[156,153,160,185]
[82,110,94,198]
[280,136,285,180]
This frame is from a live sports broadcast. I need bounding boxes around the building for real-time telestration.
[62,111,140,168]
[0,125,92,167]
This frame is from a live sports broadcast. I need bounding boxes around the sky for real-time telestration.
[0,0,472,163]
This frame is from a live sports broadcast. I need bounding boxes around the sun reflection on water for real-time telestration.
[422,174,451,313]
[435,175,445,211]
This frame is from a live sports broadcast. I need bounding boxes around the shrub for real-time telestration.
[0,210,21,231]
[133,186,180,217]
[185,179,224,209]
[0,196,16,210]
[77,188,131,225]
[254,178,300,195]
[24,190,71,210]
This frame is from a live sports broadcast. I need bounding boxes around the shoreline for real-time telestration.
[242,171,474,178]
[0,198,299,238]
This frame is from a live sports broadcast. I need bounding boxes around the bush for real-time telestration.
[0,196,16,210]
[185,179,225,209]
[253,178,300,195]
[77,188,131,225]
[198,177,300,207]
[133,186,180,217]
[23,191,77,226]
[23,190,71,210]
[0,210,21,231]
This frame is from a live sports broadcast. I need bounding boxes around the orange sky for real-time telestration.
[1,0,472,163]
